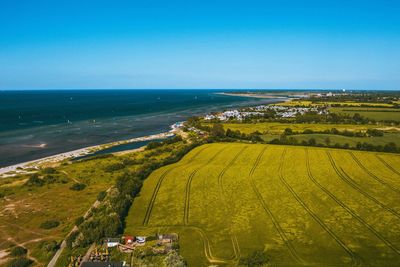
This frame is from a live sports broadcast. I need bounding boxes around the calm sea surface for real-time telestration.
[0,89,281,167]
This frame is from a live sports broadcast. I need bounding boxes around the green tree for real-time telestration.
[325,137,331,146]
[164,251,186,267]
[211,124,225,137]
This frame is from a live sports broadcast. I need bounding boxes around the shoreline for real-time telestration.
[216,92,292,100]
[0,131,175,177]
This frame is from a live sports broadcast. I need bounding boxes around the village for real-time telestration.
[68,233,179,267]
[203,104,328,121]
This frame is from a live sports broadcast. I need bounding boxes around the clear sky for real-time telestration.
[1,0,399,90]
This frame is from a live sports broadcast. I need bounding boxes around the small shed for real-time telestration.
[106,238,120,248]
[124,236,135,245]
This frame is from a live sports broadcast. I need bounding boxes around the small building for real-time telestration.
[106,238,120,248]
[123,236,135,245]
[158,233,178,244]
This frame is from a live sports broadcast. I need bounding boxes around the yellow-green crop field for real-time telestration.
[213,122,382,135]
[125,143,400,266]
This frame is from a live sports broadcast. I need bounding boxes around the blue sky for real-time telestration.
[0,0,399,90]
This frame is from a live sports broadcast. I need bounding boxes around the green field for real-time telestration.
[215,122,384,135]
[288,133,400,147]
[125,143,400,266]
[330,107,400,121]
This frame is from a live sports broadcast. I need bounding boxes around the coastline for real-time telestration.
[0,131,175,178]
[216,92,291,100]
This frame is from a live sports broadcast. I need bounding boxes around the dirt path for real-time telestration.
[47,187,112,267]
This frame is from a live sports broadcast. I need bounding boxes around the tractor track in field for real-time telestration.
[135,224,236,265]
[183,148,226,225]
[327,151,400,220]
[216,146,248,263]
[349,152,400,194]
[376,155,400,177]
[249,146,306,265]
[142,146,209,226]
[279,149,363,267]
[217,146,247,199]
[306,149,400,256]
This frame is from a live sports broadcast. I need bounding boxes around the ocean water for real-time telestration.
[0,89,281,167]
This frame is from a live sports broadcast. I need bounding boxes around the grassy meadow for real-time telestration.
[0,144,179,266]
[329,107,400,121]
[125,143,400,266]
[215,122,385,135]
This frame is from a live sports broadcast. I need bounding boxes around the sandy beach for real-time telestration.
[0,131,175,178]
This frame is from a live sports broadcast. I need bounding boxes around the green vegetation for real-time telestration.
[40,220,60,229]
[9,246,27,257]
[330,107,400,121]
[69,182,86,191]
[207,122,382,135]
[125,143,400,266]
[6,257,33,267]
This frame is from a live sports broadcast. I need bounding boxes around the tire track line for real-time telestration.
[217,145,248,263]
[279,149,362,267]
[183,148,226,225]
[327,151,400,220]
[142,146,209,226]
[306,149,400,256]
[349,152,400,194]
[249,146,306,265]
[376,155,400,177]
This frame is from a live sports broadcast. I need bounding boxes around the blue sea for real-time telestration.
[0,89,282,167]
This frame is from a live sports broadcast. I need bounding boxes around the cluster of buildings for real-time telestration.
[203,104,328,121]
[204,109,263,121]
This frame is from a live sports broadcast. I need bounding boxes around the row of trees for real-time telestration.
[270,135,399,153]
[282,127,384,137]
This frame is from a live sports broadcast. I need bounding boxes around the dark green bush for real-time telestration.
[239,250,270,266]
[70,183,86,191]
[97,191,107,201]
[44,240,59,252]
[25,174,44,187]
[40,220,60,229]
[75,216,84,226]
[7,257,33,267]
[9,246,27,257]
[103,162,125,172]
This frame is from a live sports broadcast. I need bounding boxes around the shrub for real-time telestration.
[70,183,86,191]
[284,128,293,135]
[42,167,57,174]
[303,129,314,134]
[75,216,84,226]
[239,250,270,266]
[308,138,316,146]
[103,162,125,172]
[97,191,107,201]
[7,257,33,267]
[41,240,59,252]
[25,174,44,187]
[40,220,60,229]
[164,250,186,267]
[66,230,80,249]
[9,246,27,257]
